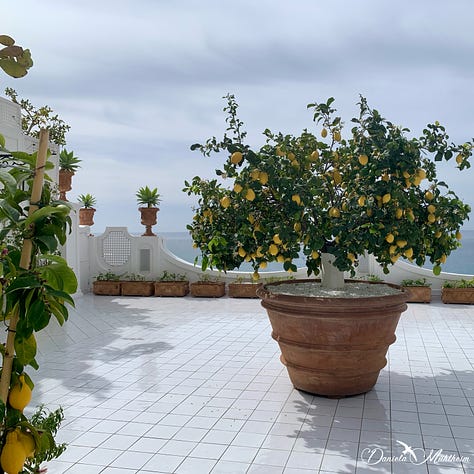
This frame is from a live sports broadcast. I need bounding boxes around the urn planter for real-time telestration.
[154,281,190,297]
[79,207,96,226]
[257,279,408,397]
[139,207,159,236]
[58,169,74,201]
[190,281,226,298]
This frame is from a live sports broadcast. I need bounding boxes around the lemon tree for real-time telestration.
[0,132,76,473]
[184,95,472,281]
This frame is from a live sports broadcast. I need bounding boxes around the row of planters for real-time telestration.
[401,277,474,304]
[92,271,274,298]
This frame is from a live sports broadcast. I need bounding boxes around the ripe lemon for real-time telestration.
[456,154,463,164]
[347,253,355,263]
[273,234,282,244]
[456,231,462,240]
[17,430,35,458]
[256,246,264,257]
[259,261,268,269]
[333,170,342,184]
[329,207,340,218]
[294,222,301,232]
[292,194,301,205]
[427,214,436,224]
[310,150,319,161]
[276,255,285,263]
[439,254,447,263]
[250,169,260,180]
[434,231,442,238]
[8,375,32,411]
[389,245,398,255]
[413,176,422,186]
[425,190,434,200]
[247,214,255,224]
[230,151,243,164]
[404,248,414,259]
[427,204,436,214]
[259,172,269,185]
[382,193,391,204]
[417,169,427,180]
[238,247,246,258]
[358,154,368,165]
[402,170,411,179]
[252,271,260,281]
[334,130,341,142]
[245,189,256,201]
[321,128,328,138]
[385,233,395,243]
[287,152,296,161]
[276,147,285,157]
[396,240,407,248]
[382,173,390,182]
[269,244,279,256]
[220,196,231,208]
[358,196,366,206]
[395,208,403,219]
[311,250,319,259]
[233,183,243,193]
[391,255,400,263]
[1,431,27,474]
[367,209,373,217]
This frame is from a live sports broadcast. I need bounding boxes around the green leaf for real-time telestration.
[0,169,17,193]
[6,274,42,293]
[23,205,70,227]
[0,133,5,148]
[14,333,37,366]
[38,262,77,294]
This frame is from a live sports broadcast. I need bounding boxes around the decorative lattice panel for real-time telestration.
[102,231,131,266]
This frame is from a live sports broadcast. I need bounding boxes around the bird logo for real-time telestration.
[396,440,418,462]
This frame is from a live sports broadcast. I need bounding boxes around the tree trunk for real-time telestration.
[320,252,345,289]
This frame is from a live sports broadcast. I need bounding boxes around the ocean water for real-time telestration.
[161,230,474,276]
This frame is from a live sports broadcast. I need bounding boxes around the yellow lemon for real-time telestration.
[334,131,341,141]
[8,376,32,412]
[456,230,462,240]
[413,176,422,186]
[358,154,368,165]
[230,151,243,164]
[402,170,411,179]
[367,209,373,217]
[389,245,398,255]
[17,430,35,458]
[273,234,282,245]
[329,207,341,218]
[347,253,355,263]
[427,214,436,224]
[259,261,267,269]
[276,254,285,263]
[435,231,442,238]
[333,170,342,184]
[276,146,285,157]
[382,193,391,204]
[259,172,269,185]
[250,169,260,180]
[427,204,436,214]
[404,248,414,259]
[310,150,319,161]
[425,190,434,200]
[417,169,426,180]
[245,189,256,201]
[256,246,264,257]
[220,196,231,208]
[294,222,301,232]
[385,233,395,243]
[247,214,255,224]
[456,154,463,164]
[252,271,260,281]
[321,128,328,138]
[269,244,279,256]
[311,250,319,259]
[391,255,400,263]
[1,432,27,474]
[395,208,403,219]
[381,173,389,182]
[238,247,246,258]
[439,254,447,263]
[358,196,366,206]
[396,240,407,248]
[292,194,301,205]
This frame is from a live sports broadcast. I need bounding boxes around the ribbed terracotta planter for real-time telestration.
[58,170,74,201]
[442,287,474,304]
[228,282,261,298]
[257,279,408,397]
[93,281,121,296]
[403,286,431,303]
[154,281,190,297]
[79,208,96,226]
[139,207,159,236]
[190,282,226,298]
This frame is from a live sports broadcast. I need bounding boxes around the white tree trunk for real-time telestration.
[321,252,345,289]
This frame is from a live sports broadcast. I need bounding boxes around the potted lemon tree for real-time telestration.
[184,94,472,396]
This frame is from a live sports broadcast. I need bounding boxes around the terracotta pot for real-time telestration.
[93,281,121,296]
[257,279,408,397]
[79,208,96,226]
[403,286,431,303]
[154,281,189,297]
[121,281,154,296]
[442,287,474,304]
[139,207,159,236]
[190,282,226,298]
[228,282,261,298]
[58,170,74,201]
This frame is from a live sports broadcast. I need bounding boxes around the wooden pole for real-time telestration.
[0,128,49,403]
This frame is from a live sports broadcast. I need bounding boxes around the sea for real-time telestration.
[161,230,474,276]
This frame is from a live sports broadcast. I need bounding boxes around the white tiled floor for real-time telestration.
[24,294,474,473]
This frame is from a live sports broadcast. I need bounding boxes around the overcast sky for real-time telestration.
[4,0,474,233]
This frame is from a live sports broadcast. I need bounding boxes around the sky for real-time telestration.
[3,0,474,233]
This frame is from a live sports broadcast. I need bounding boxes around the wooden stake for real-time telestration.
[0,128,50,404]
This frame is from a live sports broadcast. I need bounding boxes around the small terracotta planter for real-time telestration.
[442,287,474,304]
[139,207,159,236]
[228,282,261,298]
[121,281,154,296]
[79,208,96,226]
[93,281,121,296]
[154,281,190,297]
[58,170,74,201]
[190,281,226,298]
[403,286,431,303]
